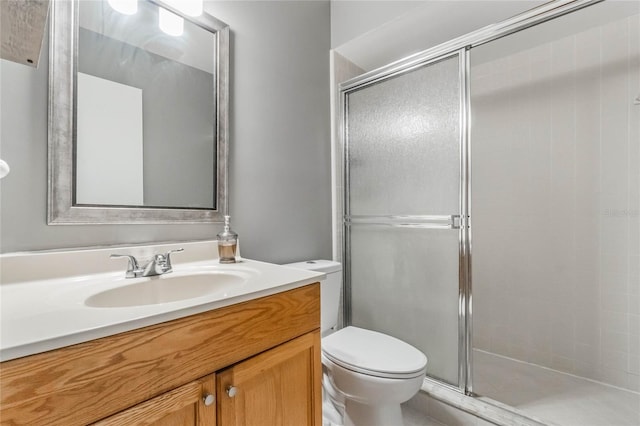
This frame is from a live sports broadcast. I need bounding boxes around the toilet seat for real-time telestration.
[322,326,427,379]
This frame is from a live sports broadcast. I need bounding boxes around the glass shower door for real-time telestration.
[343,52,468,387]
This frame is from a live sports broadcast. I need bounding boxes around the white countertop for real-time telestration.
[0,242,324,362]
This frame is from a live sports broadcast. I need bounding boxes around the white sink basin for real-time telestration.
[1,241,324,362]
[85,271,247,308]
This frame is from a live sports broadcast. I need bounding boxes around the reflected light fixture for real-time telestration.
[162,0,203,17]
[107,0,138,15]
[159,8,184,36]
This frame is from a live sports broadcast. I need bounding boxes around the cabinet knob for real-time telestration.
[226,386,238,397]
[202,394,215,406]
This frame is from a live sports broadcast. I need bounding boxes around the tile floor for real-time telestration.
[327,349,640,426]
[473,350,640,426]
[402,403,444,426]
[322,403,440,426]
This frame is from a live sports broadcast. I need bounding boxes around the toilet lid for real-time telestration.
[322,326,427,379]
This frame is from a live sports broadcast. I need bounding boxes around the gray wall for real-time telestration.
[330,1,422,48]
[0,0,332,264]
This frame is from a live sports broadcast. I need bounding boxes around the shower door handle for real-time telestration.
[344,214,462,229]
[452,215,462,229]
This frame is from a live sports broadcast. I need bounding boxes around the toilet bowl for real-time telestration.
[284,260,428,426]
[323,326,427,426]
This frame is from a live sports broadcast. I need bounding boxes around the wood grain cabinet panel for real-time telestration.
[92,374,216,426]
[217,331,322,426]
[0,283,320,426]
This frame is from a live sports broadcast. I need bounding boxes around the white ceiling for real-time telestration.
[334,0,546,71]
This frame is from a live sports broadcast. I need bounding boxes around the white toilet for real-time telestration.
[284,260,427,426]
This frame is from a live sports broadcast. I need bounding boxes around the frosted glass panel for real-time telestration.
[350,226,460,385]
[347,56,460,216]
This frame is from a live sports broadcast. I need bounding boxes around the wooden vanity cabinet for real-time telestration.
[93,374,217,426]
[0,283,321,426]
[92,331,321,426]
[217,331,321,426]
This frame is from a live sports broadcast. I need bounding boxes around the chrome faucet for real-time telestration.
[110,248,184,278]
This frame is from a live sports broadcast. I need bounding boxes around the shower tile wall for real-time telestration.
[471,14,639,392]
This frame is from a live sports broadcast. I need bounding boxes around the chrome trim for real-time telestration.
[459,48,473,395]
[457,49,465,393]
[341,88,352,327]
[423,375,463,395]
[346,223,456,230]
[346,215,461,230]
[341,50,465,389]
[109,248,183,278]
[420,378,548,426]
[337,0,606,399]
[339,0,602,93]
[347,214,458,222]
[48,0,229,224]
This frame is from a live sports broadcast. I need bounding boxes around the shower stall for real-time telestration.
[338,0,639,424]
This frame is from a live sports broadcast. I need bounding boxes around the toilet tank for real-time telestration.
[283,260,342,334]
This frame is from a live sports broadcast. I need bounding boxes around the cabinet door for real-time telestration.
[92,374,216,426]
[217,331,322,426]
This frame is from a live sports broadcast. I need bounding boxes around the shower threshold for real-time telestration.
[414,350,639,426]
[472,350,640,426]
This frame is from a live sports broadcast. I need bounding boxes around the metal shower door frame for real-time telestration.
[338,0,603,395]
[340,48,471,393]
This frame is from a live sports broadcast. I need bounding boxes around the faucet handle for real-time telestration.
[110,254,142,278]
[163,248,184,272]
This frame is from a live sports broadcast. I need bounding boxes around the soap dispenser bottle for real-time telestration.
[217,215,238,263]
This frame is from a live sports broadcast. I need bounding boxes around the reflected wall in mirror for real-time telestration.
[48,0,229,224]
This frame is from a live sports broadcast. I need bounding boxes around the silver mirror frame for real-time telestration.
[48,0,229,224]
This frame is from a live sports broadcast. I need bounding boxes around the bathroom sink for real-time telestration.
[85,271,247,308]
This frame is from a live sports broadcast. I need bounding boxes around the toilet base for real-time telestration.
[323,380,344,426]
[343,399,403,426]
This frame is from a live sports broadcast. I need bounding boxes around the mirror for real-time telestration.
[48,0,229,224]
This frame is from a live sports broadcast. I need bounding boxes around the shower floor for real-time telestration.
[473,350,640,426]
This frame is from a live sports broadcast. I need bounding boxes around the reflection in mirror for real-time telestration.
[77,0,215,208]
[48,0,229,224]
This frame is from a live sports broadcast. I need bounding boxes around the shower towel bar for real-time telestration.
[344,214,462,229]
